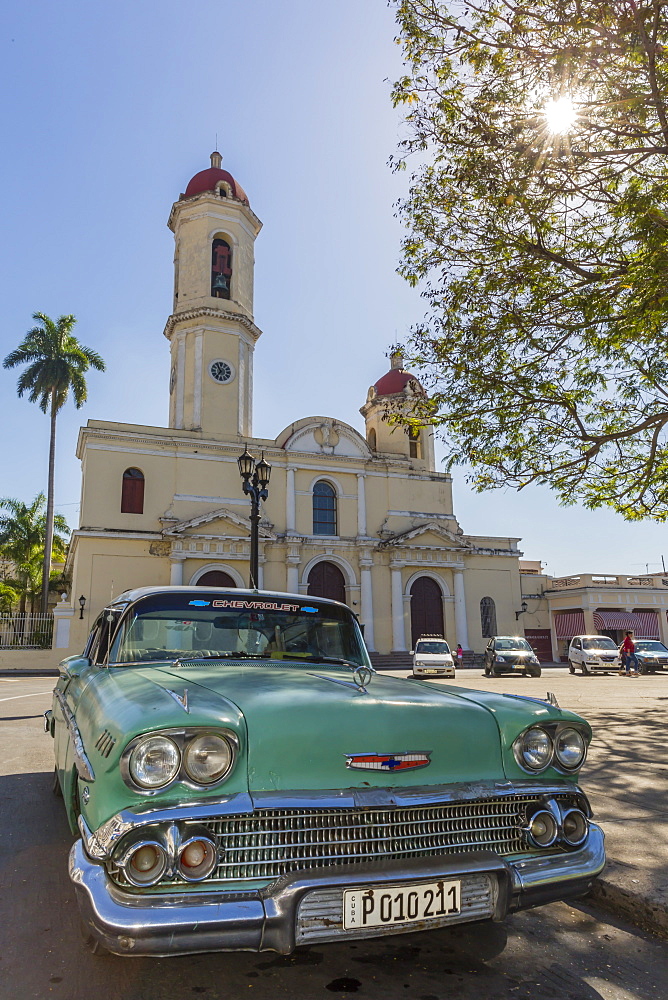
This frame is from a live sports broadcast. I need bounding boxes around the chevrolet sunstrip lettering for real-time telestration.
[46,587,605,957]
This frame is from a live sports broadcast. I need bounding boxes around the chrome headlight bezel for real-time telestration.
[121,728,240,794]
[183,733,235,785]
[128,735,181,789]
[554,727,587,770]
[514,727,553,772]
[512,722,589,775]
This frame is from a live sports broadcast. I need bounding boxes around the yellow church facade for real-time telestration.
[61,155,525,661]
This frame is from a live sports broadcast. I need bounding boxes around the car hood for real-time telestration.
[145,661,507,792]
[71,661,586,832]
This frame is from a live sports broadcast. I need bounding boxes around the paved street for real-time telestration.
[1,671,667,1000]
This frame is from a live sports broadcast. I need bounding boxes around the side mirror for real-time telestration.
[410,650,414,655]
[58,655,91,680]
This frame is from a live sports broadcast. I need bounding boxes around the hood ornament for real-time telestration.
[345,752,432,772]
[165,688,189,713]
[353,667,372,692]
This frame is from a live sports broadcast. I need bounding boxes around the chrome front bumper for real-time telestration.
[70,824,605,957]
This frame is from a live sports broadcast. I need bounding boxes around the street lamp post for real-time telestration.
[237,448,272,589]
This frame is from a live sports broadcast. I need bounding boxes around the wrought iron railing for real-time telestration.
[0,614,54,649]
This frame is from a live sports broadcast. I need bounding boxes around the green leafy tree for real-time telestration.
[0,494,69,613]
[3,314,104,610]
[0,582,18,615]
[391,1,668,519]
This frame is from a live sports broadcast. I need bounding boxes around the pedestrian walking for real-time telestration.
[456,644,463,666]
[619,632,639,676]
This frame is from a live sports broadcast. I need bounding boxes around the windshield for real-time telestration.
[495,638,532,651]
[415,640,450,654]
[635,641,668,652]
[108,593,369,667]
[582,637,617,651]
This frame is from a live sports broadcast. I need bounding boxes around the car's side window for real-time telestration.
[87,612,117,665]
[84,615,105,660]
[574,638,581,650]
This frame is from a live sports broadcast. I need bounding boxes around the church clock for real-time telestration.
[209,360,234,384]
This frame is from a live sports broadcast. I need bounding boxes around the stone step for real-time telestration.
[369,652,413,671]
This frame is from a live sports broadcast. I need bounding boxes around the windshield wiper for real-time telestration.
[289,654,360,668]
[177,652,273,660]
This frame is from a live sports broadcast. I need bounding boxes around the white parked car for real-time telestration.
[567,635,619,675]
[411,636,455,678]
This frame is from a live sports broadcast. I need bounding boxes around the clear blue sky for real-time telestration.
[0,0,665,577]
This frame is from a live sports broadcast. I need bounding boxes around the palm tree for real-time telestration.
[0,494,69,613]
[3,314,105,612]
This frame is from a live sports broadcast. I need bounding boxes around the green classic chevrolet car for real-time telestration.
[46,586,605,957]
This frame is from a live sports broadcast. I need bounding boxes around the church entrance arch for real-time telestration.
[195,570,237,588]
[410,576,444,648]
[307,560,346,604]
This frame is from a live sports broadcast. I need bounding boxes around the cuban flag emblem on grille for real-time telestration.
[344,752,431,772]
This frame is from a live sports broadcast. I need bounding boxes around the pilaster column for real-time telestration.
[357,473,367,537]
[454,568,470,648]
[53,597,75,650]
[390,562,407,651]
[286,466,296,533]
[359,555,375,651]
[170,554,186,585]
[287,550,300,594]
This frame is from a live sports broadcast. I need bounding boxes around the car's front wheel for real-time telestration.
[568,660,575,674]
[491,664,503,677]
[581,662,590,675]
[527,666,542,677]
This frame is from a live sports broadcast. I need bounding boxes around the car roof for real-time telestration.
[108,585,348,611]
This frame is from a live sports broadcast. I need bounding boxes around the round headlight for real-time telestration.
[129,735,180,788]
[177,836,218,881]
[183,733,234,784]
[519,728,553,771]
[526,809,559,848]
[554,728,586,770]
[561,807,589,846]
[123,841,167,886]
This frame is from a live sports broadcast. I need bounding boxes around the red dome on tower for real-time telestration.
[374,353,426,397]
[183,152,250,205]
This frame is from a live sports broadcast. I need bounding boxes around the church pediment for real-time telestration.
[379,522,473,551]
[276,416,371,458]
[162,507,276,540]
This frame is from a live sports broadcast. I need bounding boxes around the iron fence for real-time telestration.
[0,614,54,649]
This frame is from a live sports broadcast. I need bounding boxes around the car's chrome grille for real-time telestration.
[107,793,570,888]
[206,794,556,883]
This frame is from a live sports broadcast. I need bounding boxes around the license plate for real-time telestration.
[422,668,439,674]
[343,880,461,930]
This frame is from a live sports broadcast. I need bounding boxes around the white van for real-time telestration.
[411,635,455,678]
[567,635,619,675]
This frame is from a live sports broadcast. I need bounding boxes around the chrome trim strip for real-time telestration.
[54,689,95,782]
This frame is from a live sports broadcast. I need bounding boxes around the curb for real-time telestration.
[588,876,668,940]
[0,670,58,677]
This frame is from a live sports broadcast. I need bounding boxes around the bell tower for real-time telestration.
[164,152,263,438]
[361,352,436,470]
